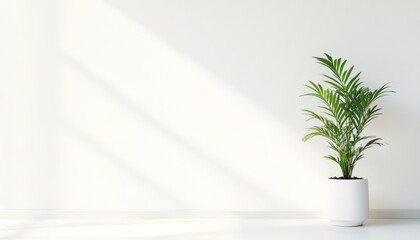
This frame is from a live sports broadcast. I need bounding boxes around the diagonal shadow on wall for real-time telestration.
[61,53,288,208]
[60,118,189,209]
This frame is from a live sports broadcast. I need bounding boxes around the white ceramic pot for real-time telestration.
[325,178,369,227]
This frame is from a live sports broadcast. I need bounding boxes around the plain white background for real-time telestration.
[0,0,419,213]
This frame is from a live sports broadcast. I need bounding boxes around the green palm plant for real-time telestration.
[302,53,392,179]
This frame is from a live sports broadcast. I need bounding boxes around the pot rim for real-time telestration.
[326,178,368,181]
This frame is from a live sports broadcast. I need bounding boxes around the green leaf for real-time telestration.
[302,53,393,178]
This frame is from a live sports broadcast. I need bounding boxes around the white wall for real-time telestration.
[0,0,419,213]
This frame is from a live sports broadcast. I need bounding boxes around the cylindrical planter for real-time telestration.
[325,178,369,227]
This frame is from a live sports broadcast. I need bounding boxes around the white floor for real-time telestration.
[0,218,419,239]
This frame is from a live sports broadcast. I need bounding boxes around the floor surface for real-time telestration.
[0,218,419,239]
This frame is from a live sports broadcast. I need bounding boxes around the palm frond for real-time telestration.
[302,53,393,178]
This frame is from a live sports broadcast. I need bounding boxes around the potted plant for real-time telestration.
[302,53,392,226]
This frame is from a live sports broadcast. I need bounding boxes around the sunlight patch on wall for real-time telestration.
[57,0,324,211]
